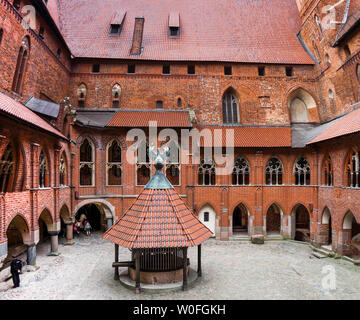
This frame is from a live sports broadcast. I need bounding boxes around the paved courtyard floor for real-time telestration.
[1,232,360,300]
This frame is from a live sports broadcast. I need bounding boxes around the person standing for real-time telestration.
[10,255,22,288]
[85,221,92,236]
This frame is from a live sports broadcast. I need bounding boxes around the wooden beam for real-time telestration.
[114,244,119,280]
[198,244,202,277]
[183,247,188,291]
[112,261,135,268]
[135,249,141,294]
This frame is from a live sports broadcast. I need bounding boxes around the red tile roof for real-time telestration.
[198,126,292,147]
[308,107,360,144]
[0,91,66,139]
[103,188,212,249]
[57,0,313,64]
[334,5,360,46]
[107,110,192,127]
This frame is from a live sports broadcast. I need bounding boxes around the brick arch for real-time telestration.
[38,146,52,187]
[174,95,186,108]
[196,201,219,216]
[229,201,251,217]
[74,199,115,220]
[60,204,72,223]
[321,206,332,224]
[342,209,360,228]
[75,133,99,149]
[38,208,54,229]
[5,214,31,244]
[102,136,127,151]
[265,202,284,216]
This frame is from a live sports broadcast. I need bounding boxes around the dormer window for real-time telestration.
[109,11,126,36]
[169,12,180,38]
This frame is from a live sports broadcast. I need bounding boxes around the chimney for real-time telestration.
[130,17,144,55]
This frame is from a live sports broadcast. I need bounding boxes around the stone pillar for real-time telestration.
[48,231,60,256]
[64,222,74,245]
[106,218,113,230]
[26,244,37,266]
[0,241,8,269]
[282,215,292,239]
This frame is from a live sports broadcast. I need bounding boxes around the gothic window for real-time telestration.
[112,84,121,108]
[0,144,14,193]
[165,140,180,186]
[198,159,216,186]
[323,155,333,186]
[345,151,360,188]
[294,157,311,185]
[39,150,49,188]
[136,141,151,186]
[222,89,239,124]
[80,139,94,186]
[265,157,283,185]
[232,157,250,185]
[59,153,66,186]
[107,140,122,186]
[12,37,30,95]
[77,83,87,108]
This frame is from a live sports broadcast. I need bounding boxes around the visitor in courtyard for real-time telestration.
[74,223,80,237]
[10,255,22,288]
[85,220,92,236]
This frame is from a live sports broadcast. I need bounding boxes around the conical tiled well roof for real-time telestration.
[103,161,213,249]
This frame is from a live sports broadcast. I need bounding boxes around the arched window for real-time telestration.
[112,84,121,108]
[59,153,66,186]
[322,155,333,186]
[198,159,216,185]
[79,139,94,186]
[288,89,317,123]
[177,98,182,108]
[165,140,180,186]
[77,83,87,108]
[232,156,250,185]
[39,150,49,188]
[0,144,14,193]
[107,140,122,186]
[12,37,30,95]
[294,157,311,185]
[345,151,359,188]
[136,141,151,186]
[222,89,239,124]
[265,157,283,185]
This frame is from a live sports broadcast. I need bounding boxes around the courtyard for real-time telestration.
[0,233,360,300]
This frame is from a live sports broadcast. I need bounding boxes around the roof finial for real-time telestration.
[149,144,170,170]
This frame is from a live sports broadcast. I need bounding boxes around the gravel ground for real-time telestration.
[1,233,360,300]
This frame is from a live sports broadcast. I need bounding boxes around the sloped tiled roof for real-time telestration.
[0,91,66,139]
[308,106,360,144]
[107,110,192,127]
[58,0,313,64]
[25,96,60,118]
[198,126,292,147]
[334,5,360,46]
[103,169,212,249]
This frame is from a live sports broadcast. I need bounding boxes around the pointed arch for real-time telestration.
[265,156,284,185]
[77,83,87,108]
[39,149,50,188]
[287,88,318,123]
[0,143,15,193]
[111,83,121,108]
[294,156,311,185]
[222,87,239,124]
[232,156,250,185]
[198,204,217,237]
[266,203,283,234]
[80,138,95,186]
[322,154,333,186]
[6,215,30,246]
[344,148,359,188]
[59,151,67,186]
[291,203,310,242]
[12,36,30,95]
[232,203,250,235]
[106,139,122,186]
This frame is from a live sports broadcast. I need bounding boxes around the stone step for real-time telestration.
[312,252,328,259]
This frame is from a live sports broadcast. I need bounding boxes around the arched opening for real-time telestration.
[38,209,53,243]
[75,204,107,234]
[59,205,71,241]
[294,156,311,185]
[107,140,122,186]
[321,207,332,248]
[232,156,250,185]
[288,88,318,123]
[222,88,239,124]
[80,138,94,186]
[198,159,216,185]
[39,150,49,188]
[232,203,249,236]
[77,83,87,108]
[112,84,121,108]
[12,36,30,95]
[266,204,282,236]
[345,150,359,188]
[265,157,283,185]
[343,211,360,258]
[59,152,67,186]
[292,204,310,242]
[198,205,216,237]
[6,215,29,260]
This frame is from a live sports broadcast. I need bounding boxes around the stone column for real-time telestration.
[48,231,60,256]
[26,244,37,266]
[64,222,74,245]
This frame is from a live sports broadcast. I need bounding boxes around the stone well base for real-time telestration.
[128,266,189,284]
[119,268,198,293]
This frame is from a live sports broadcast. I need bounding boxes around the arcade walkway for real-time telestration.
[1,233,360,300]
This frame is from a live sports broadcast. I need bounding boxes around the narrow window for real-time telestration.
[57,48,61,59]
[204,212,210,222]
[112,84,121,108]
[258,66,265,76]
[0,29,3,46]
[128,64,135,74]
[222,89,239,124]
[323,155,333,186]
[136,141,151,186]
[163,65,170,74]
[232,157,250,185]
[0,144,14,193]
[177,98,182,108]
[80,139,94,186]
[77,83,87,108]
[265,157,283,185]
[224,66,232,75]
[294,157,311,186]
[109,24,121,35]
[169,12,180,38]
[92,64,100,73]
[165,140,181,186]
[156,101,163,109]
[107,140,122,186]
[39,151,49,188]
[286,67,293,77]
[59,154,66,186]
[346,151,359,188]
[344,45,351,58]
[187,65,195,74]
[198,159,216,185]
[169,27,179,37]
[12,37,30,95]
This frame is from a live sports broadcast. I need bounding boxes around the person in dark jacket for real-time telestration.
[10,255,22,288]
